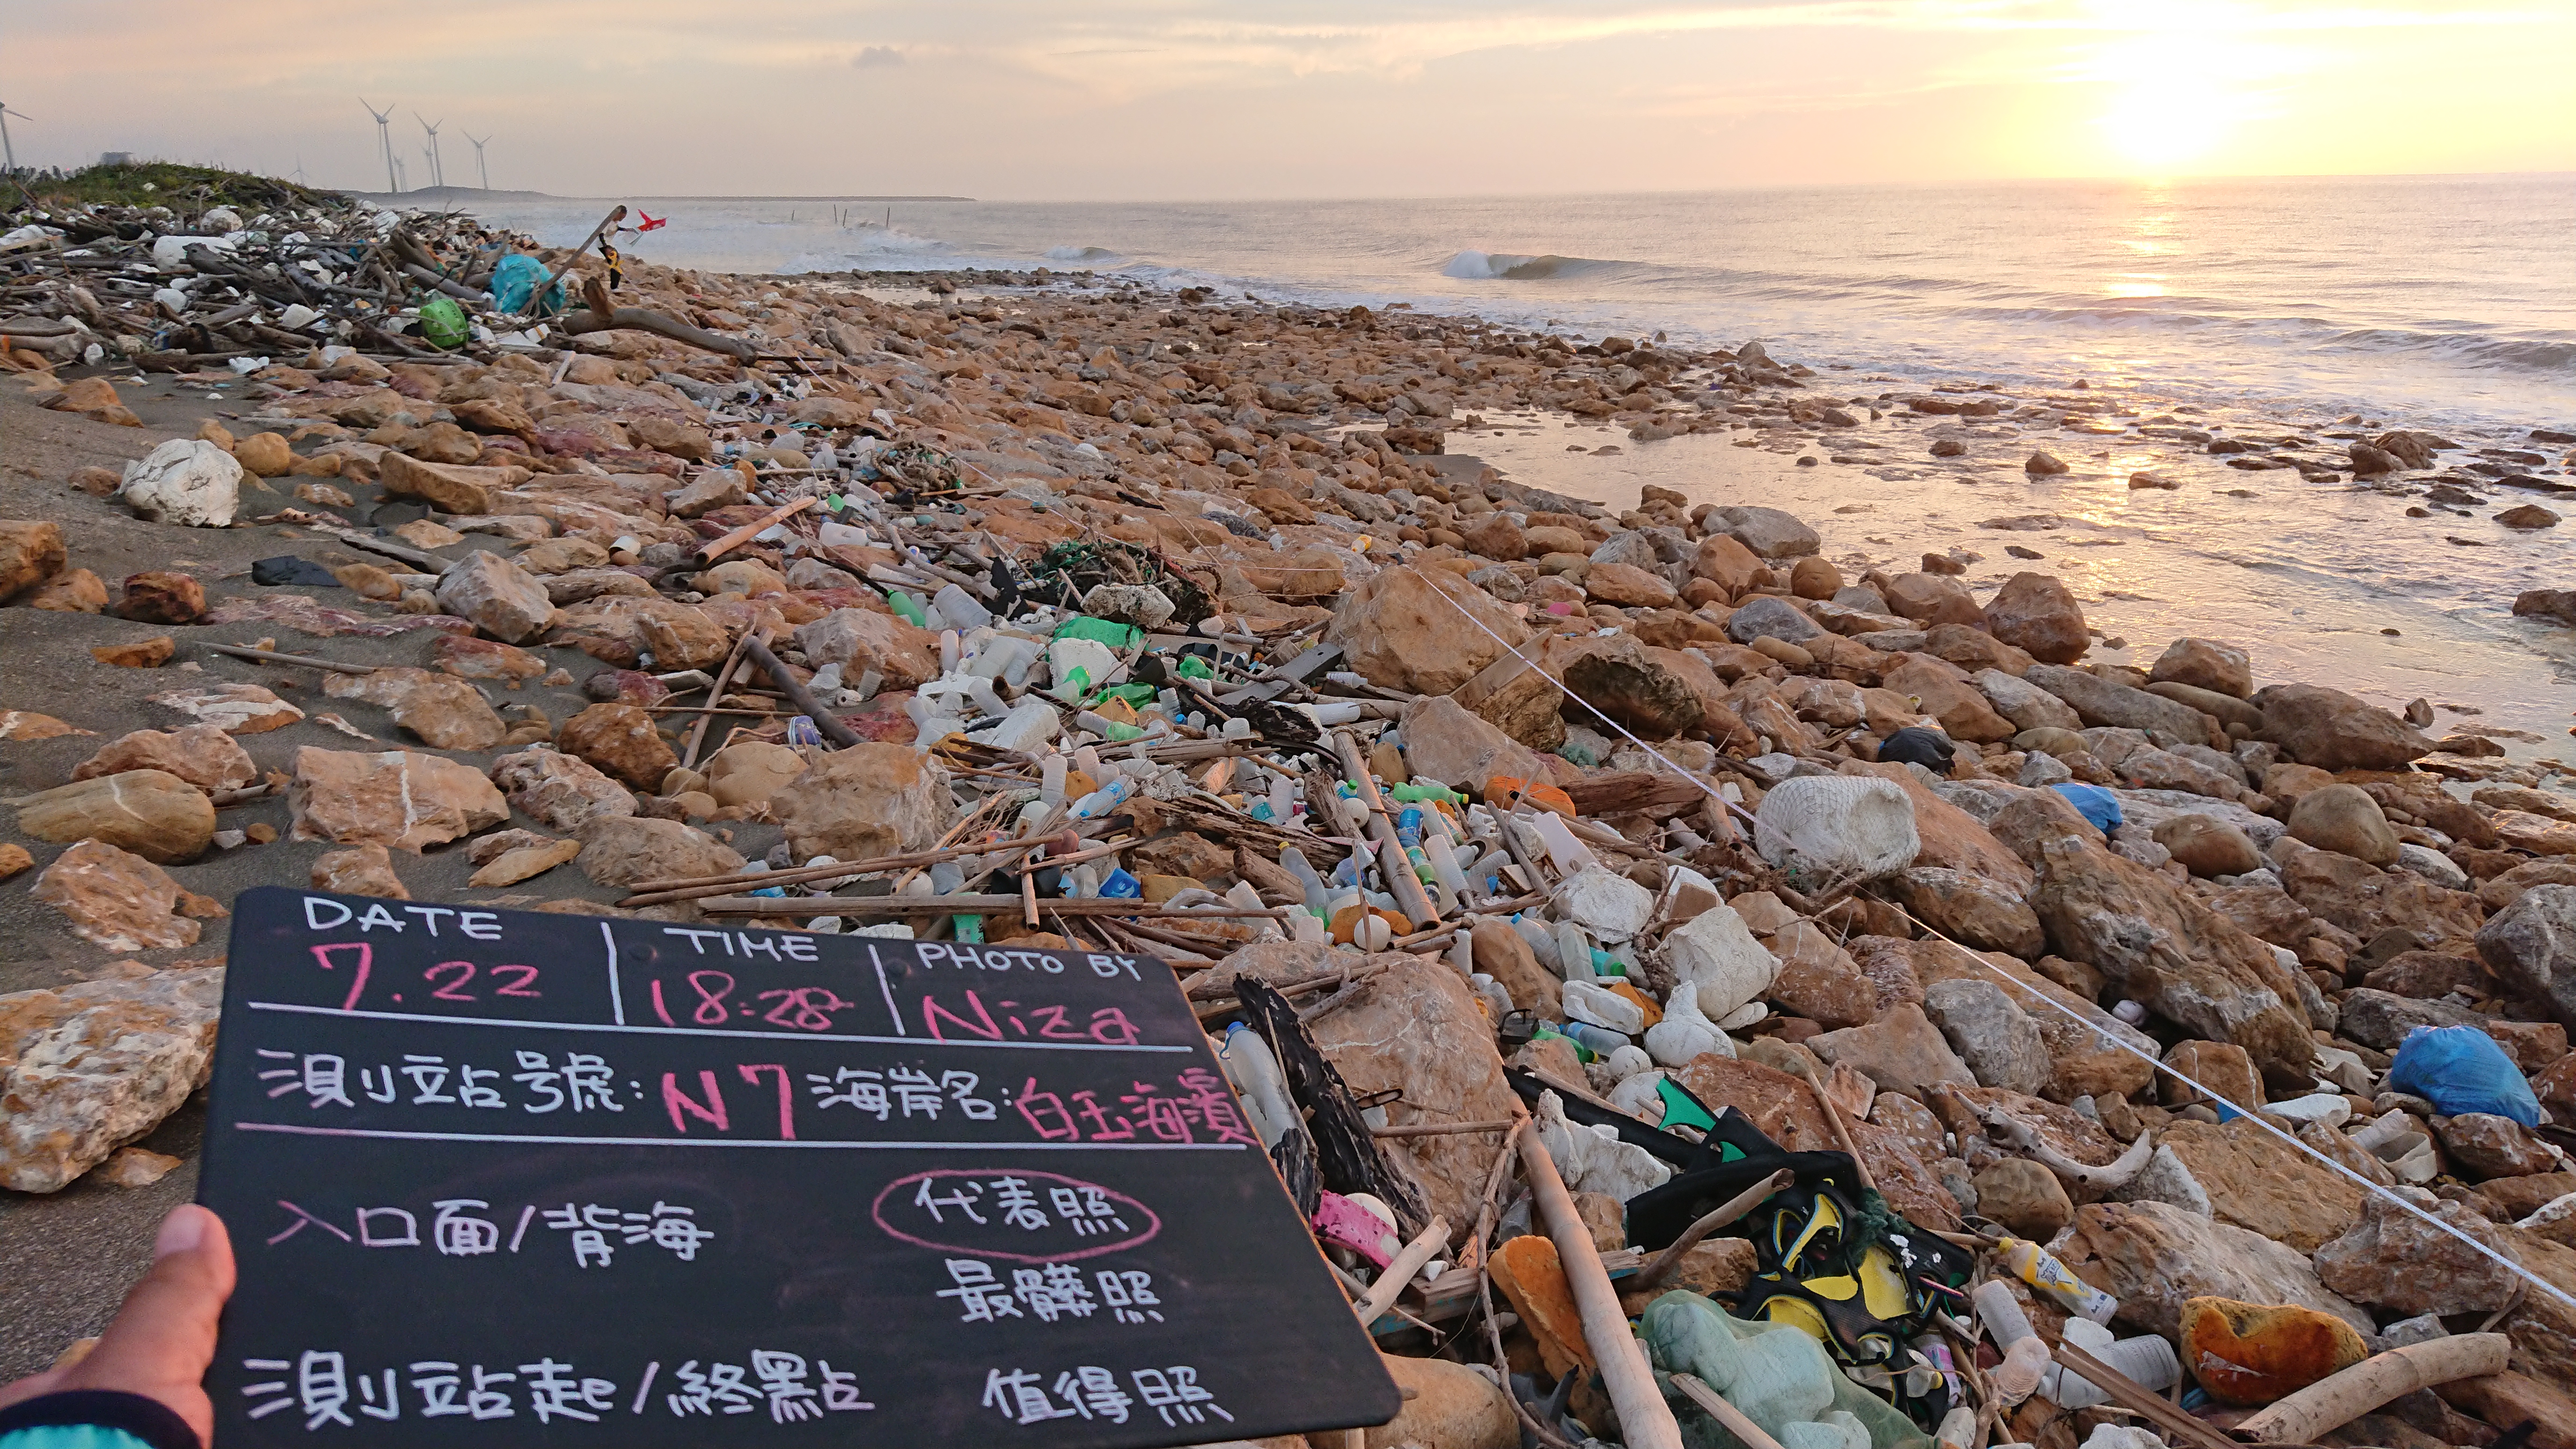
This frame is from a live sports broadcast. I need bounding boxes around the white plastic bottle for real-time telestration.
[1219,1024,1296,1149]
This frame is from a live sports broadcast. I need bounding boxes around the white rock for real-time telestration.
[2260,1093,2353,1127]
[1564,977,1646,1034]
[2395,842,2469,889]
[1604,1045,1654,1081]
[1664,902,1780,1020]
[1644,984,1731,1067]
[1609,1069,1671,1119]
[1549,865,1654,943]
[120,439,241,527]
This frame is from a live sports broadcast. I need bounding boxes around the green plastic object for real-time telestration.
[417,296,471,351]
[1656,1077,1720,1134]
[1639,1293,1930,1449]
[1174,654,1216,681]
[1053,615,1140,650]
[886,590,928,627]
[1389,782,1464,805]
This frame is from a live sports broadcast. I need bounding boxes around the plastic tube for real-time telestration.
[2043,1334,2177,1410]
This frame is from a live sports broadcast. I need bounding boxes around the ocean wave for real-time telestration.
[1441,249,1623,282]
[1044,245,1123,265]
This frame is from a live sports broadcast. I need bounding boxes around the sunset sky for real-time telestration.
[6,0,2570,198]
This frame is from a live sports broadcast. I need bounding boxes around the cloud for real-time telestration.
[851,45,905,68]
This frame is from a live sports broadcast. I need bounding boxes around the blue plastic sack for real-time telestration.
[2385,1025,2539,1127]
[2051,783,2123,833]
[487,254,564,315]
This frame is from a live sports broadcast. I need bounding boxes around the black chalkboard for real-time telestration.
[198,887,1398,1449]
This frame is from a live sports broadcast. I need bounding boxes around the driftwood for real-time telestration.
[1521,1127,1685,1449]
[2233,1333,2512,1445]
[505,205,626,319]
[733,632,861,749]
[1632,1168,1795,1292]
[1350,1214,1449,1327]
[1975,1100,2155,1191]
[558,303,755,360]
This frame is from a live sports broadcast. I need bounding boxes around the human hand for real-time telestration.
[0,1205,234,1447]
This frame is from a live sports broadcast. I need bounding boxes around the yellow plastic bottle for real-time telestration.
[1999,1237,2117,1323]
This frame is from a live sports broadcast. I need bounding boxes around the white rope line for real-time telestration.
[1416,576,2576,1318]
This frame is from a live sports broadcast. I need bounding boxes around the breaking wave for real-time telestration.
[1441,249,1622,281]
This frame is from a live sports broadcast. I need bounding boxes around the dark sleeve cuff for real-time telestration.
[0,1391,201,1449]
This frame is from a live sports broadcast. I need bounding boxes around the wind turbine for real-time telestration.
[417,113,445,190]
[359,97,397,192]
[464,132,490,190]
[0,101,26,173]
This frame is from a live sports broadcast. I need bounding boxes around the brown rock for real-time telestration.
[322,667,510,751]
[2153,814,2264,877]
[2162,1040,2263,1112]
[149,682,303,734]
[287,747,510,851]
[2439,1112,2558,1180]
[2288,783,2402,865]
[2151,637,2254,698]
[2257,682,2433,770]
[2161,1116,2365,1251]
[30,840,205,951]
[0,519,67,601]
[435,551,557,644]
[2062,1200,2371,1340]
[1472,918,1560,1018]
[2315,1188,2520,1316]
[311,843,410,900]
[90,637,176,668]
[1674,1054,1960,1229]
[1582,560,1678,608]
[1884,572,1986,627]
[1363,1353,1515,1449]
[702,742,807,809]
[467,837,582,888]
[15,771,215,865]
[26,568,108,613]
[1452,651,1570,751]
[576,815,745,889]
[770,743,955,862]
[639,607,732,672]
[489,747,636,832]
[1789,556,1841,600]
[664,468,748,519]
[1882,655,2018,742]
[116,572,205,625]
[0,844,29,881]
[1808,1003,1976,1099]
[791,608,943,690]
[68,467,122,497]
[432,635,547,685]
[93,1146,184,1187]
[0,966,223,1192]
[1559,635,1705,739]
[1977,1158,2075,1237]
[377,452,527,514]
[558,703,679,790]
[231,431,293,476]
[2278,845,2485,952]
[1312,956,1524,1230]
[1325,564,1532,695]
[1460,512,1527,561]
[73,724,257,793]
[1691,534,1764,594]
[1764,921,1880,1029]
[1984,572,2088,665]
[1889,867,2044,956]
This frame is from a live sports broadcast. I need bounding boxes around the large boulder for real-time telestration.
[2255,682,2432,770]
[1907,940,2158,1102]
[1362,1352,1515,1449]
[1888,867,2043,956]
[703,743,808,809]
[1920,979,2048,1094]
[2159,1117,2364,1251]
[0,520,66,600]
[15,770,216,865]
[2150,638,2254,698]
[31,839,212,951]
[0,967,224,1192]
[1883,573,1984,628]
[2286,783,2401,865]
[1398,695,1546,792]
[2481,885,2576,1027]
[1691,533,1766,593]
[558,703,679,790]
[489,747,636,832]
[769,743,955,862]
[119,439,240,527]
[320,668,509,752]
[1983,572,2087,664]
[1559,635,1706,739]
[2062,1200,2372,1340]
[436,551,557,644]
[377,452,527,514]
[1807,1003,1976,1099]
[2314,1189,2521,1317]
[792,607,942,690]
[577,815,745,888]
[1325,564,1531,695]
[1973,669,2083,733]
[1310,955,1523,1231]
[1725,596,1822,646]
[1704,505,1819,559]
[1881,656,2016,742]
[2025,664,2214,744]
[288,747,509,851]
[2026,833,2315,1084]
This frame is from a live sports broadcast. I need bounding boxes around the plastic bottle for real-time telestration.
[1071,779,1136,821]
[1280,848,1332,919]
[887,590,928,628]
[1269,775,1295,823]
[935,583,992,632]
[1525,810,1600,875]
[2000,1238,2118,1323]
[1218,1025,1295,1149]
[1422,834,1473,907]
[1040,753,1068,805]
[1560,1021,1631,1057]
[2043,1328,2177,1410]
[1515,916,1561,973]
[1992,1339,2052,1406]
[1554,921,1595,981]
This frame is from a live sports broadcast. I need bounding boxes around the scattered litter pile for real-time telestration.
[9,181,2576,1449]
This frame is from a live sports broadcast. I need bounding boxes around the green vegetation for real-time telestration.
[20,161,344,214]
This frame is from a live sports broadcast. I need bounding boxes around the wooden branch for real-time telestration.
[1334,728,1442,929]
[1669,1375,1790,1449]
[691,495,815,568]
[696,894,1288,920]
[679,627,758,772]
[738,633,863,749]
[558,304,756,360]
[505,206,625,320]
[1371,1120,1515,1139]
[1351,1214,1449,1327]
[205,644,377,676]
[1632,1169,1794,1292]
[1520,1127,1685,1449]
[2233,1334,2511,1446]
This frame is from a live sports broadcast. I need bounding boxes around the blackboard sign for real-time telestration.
[199,887,1397,1449]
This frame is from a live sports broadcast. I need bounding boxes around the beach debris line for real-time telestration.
[4,165,2576,1449]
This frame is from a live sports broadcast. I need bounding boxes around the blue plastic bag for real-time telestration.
[487,253,564,315]
[2051,783,2123,833]
[2385,1025,2539,1127]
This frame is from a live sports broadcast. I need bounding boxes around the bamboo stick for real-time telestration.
[1519,1129,1684,1449]
[2233,1334,2511,1446]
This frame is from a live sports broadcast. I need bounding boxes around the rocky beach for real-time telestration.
[7,175,2576,1448]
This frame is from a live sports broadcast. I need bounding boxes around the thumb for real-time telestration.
[60,1205,234,1448]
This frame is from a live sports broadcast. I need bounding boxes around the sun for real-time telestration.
[2098,73,2239,174]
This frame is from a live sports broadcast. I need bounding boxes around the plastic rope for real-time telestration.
[1416,576,2576,1319]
